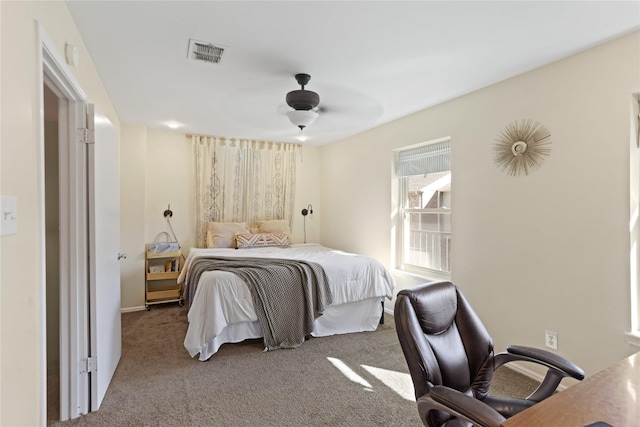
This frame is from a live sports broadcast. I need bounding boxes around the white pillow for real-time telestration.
[206,222,249,248]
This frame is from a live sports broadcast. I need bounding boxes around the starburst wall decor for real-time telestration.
[493,119,552,176]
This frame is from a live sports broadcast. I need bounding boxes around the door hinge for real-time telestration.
[78,128,95,144]
[80,357,98,374]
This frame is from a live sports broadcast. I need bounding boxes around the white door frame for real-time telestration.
[37,23,90,422]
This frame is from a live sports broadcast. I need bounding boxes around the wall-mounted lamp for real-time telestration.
[163,204,173,219]
[163,204,183,258]
[301,204,313,217]
[301,204,314,243]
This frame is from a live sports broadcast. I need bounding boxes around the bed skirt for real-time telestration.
[188,297,384,361]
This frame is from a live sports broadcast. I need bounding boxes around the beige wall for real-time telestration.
[319,31,640,376]
[0,1,119,424]
[120,126,147,310]
[119,129,322,309]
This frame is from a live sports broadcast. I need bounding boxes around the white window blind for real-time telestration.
[396,141,451,177]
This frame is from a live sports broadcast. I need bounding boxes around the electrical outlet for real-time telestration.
[545,330,558,350]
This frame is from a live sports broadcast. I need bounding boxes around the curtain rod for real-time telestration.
[185,133,301,148]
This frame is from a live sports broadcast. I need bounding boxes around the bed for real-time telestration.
[178,243,395,361]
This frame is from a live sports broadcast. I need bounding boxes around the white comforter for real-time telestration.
[179,244,395,358]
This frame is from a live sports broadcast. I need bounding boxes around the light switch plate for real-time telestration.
[1,195,17,236]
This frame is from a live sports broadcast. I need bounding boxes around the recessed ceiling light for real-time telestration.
[166,121,181,129]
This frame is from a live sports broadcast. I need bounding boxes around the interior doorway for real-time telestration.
[39,26,91,422]
[43,83,61,422]
[38,25,122,423]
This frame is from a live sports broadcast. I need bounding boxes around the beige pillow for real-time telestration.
[206,222,249,248]
[256,219,291,237]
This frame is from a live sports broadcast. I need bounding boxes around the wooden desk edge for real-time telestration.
[501,351,640,427]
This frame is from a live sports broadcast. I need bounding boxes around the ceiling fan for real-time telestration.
[285,73,320,131]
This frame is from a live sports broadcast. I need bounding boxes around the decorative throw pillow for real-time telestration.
[256,219,291,236]
[236,233,289,249]
[206,222,249,248]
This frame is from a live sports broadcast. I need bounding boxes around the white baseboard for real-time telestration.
[121,306,146,313]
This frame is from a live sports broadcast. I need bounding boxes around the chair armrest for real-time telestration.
[504,345,585,380]
[494,345,585,402]
[418,386,506,427]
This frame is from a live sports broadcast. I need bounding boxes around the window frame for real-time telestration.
[629,92,640,348]
[393,137,452,280]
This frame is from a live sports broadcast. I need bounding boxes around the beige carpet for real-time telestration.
[49,304,539,426]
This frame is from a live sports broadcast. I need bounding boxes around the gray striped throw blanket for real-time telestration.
[184,256,332,351]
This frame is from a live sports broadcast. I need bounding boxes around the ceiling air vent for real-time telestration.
[187,39,224,65]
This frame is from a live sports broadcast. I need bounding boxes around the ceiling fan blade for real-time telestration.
[276,104,291,115]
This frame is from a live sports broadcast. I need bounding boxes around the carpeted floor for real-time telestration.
[48,304,539,426]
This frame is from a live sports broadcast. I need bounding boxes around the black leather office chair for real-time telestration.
[394,281,585,427]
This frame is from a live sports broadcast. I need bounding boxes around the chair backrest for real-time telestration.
[395,281,496,424]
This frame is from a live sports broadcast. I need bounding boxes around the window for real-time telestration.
[395,139,451,276]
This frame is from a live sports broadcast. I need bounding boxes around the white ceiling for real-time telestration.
[65,1,639,146]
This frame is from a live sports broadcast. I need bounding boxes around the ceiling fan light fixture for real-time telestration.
[286,89,320,111]
[286,110,319,130]
[284,74,321,131]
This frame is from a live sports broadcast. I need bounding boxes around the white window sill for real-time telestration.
[625,331,640,348]
[392,267,451,283]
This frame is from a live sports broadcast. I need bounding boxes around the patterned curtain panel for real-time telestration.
[193,135,300,247]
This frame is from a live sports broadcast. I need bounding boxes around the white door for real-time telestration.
[87,104,122,410]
